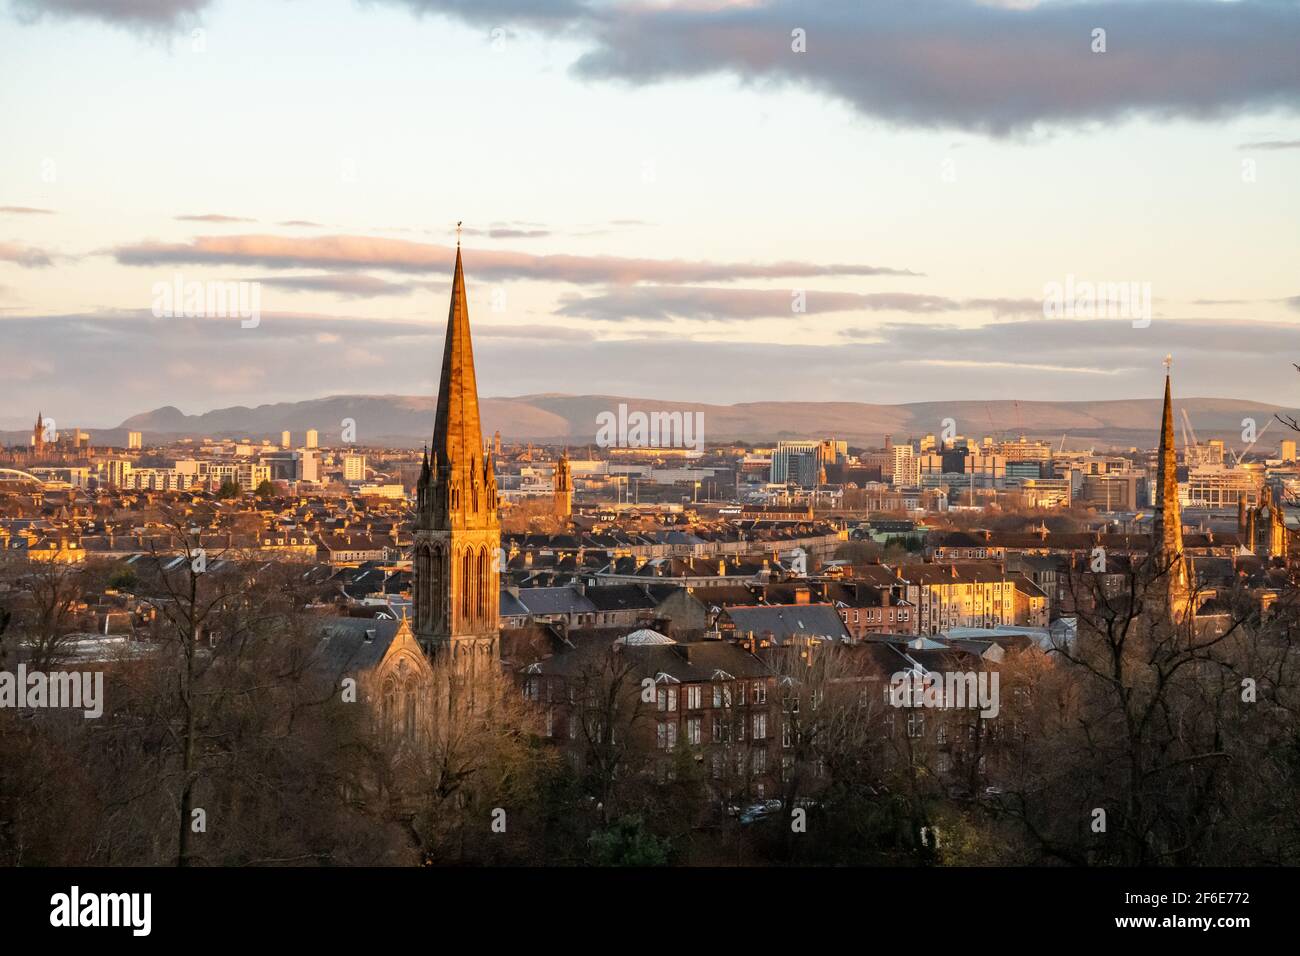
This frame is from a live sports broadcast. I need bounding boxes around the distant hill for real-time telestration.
[70,393,1296,450]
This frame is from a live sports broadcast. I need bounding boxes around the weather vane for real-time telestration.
[456,220,462,247]
[1164,353,1173,372]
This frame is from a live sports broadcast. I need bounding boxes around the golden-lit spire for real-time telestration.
[1152,359,1190,620]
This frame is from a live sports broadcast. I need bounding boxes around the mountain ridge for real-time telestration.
[88,392,1297,450]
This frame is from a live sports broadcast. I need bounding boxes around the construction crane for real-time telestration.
[1180,408,1201,464]
[1058,433,1068,454]
[1231,415,1273,464]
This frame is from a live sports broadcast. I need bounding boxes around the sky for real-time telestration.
[1,0,1298,428]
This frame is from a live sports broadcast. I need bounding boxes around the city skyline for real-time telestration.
[3,0,1299,423]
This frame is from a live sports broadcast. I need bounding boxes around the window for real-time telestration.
[782,720,792,748]
[752,682,767,704]
[687,685,702,709]
[907,710,925,738]
[712,716,731,743]
[735,682,746,706]
[657,721,677,749]
[782,691,799,714]
[687,717,702,745]
[753,713,767,740]
[544,709,554,737]
[751,748,766,774]
[658,686,677,712]
[524,678,539,702]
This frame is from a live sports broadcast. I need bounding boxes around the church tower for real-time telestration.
[553,450,573,519]
[1240,484,1289,560]
[1151,364,1191,622]
[413,244,501,664]
[32,412,46,457]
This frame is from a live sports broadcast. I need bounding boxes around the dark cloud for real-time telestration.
[28,1,1290,133]
[110,233,917,284]
[11,0,212,27]
[382,0,1300,136]
[558,286,1040,321]
[378,0,587,29]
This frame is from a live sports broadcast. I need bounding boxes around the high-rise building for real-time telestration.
[414,244,501,663]
[1281,439,1296,463]
[343,453,366,482]
[103,458,133,487]
[306,429,319,449]
[281,430,292,449]
[127,431,143,450]
[770,441,822,486]
[891,445,918,488]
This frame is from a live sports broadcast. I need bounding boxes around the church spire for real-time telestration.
[413,237,500,661]
[1152,359,1190,619]
[431,244,484,485]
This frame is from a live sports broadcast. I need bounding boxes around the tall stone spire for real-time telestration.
[414,240,501,662]
[1151,364,1190,620]
[431,246,484,502]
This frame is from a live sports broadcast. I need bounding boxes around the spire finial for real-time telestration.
[456,220,462,247]
[1163,353,1173,373]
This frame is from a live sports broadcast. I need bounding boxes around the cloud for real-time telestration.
[11,0,213,28]
[110,233,917,283]
[276,219,326,228]
[462,226,554,239]
[558,286,1040,321]
[1238,140,1300,151]
[254,273,417,299]
[28,1,1293,134]
[0,206,55,215]
[3,310,1293,425]
[175,213,258,223]
[0,242,55,268]
[379,0,588,29]
[473,323,590,341]
[382,0,1300,136]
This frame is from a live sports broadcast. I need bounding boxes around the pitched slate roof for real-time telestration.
[310,617,402,676]
[724,604,851,645]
